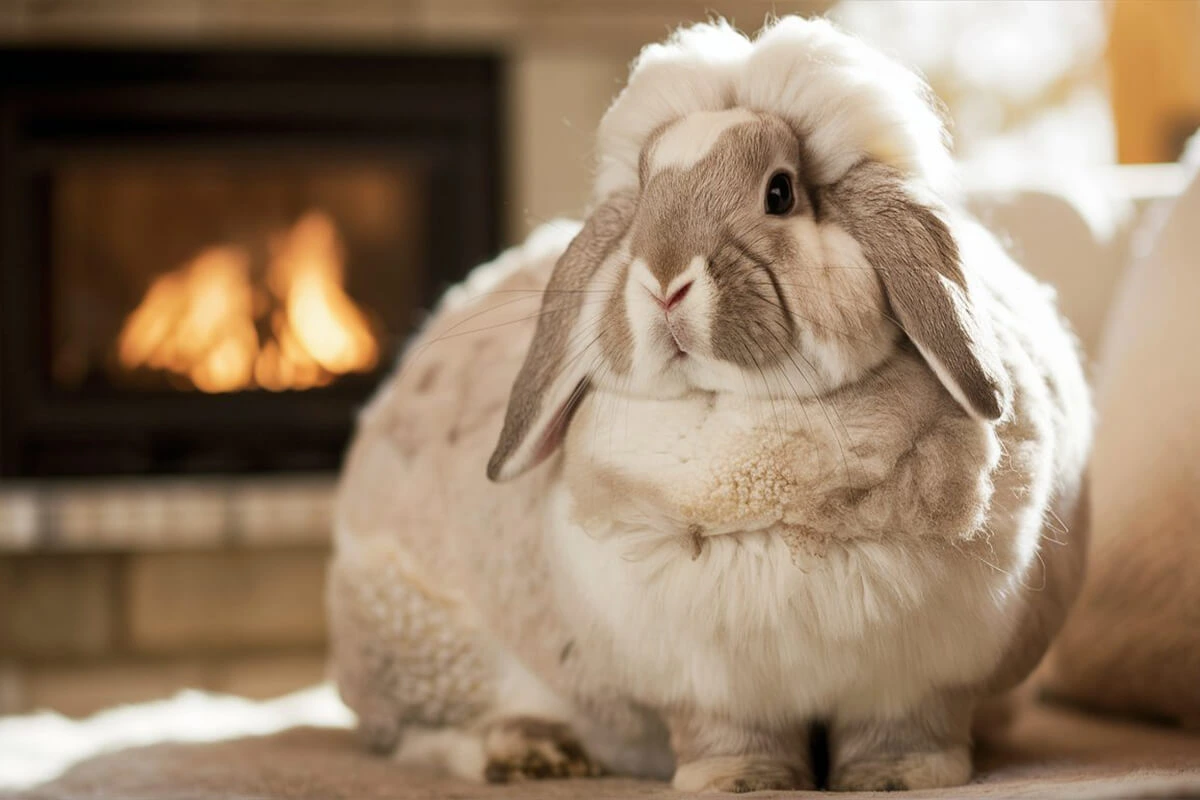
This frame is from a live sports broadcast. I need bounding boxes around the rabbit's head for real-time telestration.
[488,17,1011,482]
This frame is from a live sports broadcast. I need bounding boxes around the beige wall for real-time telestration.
[507,47,633,241]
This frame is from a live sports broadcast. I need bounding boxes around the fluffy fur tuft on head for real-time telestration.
[595,16,953,200]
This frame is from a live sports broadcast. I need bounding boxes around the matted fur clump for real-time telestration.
[330,15,1092,794]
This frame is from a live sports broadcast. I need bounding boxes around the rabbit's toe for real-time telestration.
[481,716,603,782]
[829,745,971,792]
[672,756,814,793]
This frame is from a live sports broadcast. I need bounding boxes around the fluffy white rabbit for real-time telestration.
[330,16,1091,792]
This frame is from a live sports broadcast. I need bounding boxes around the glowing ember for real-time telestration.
[116,210,380,393]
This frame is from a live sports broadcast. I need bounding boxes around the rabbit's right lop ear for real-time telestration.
[829,162,1012,422]
[487,191,637,482]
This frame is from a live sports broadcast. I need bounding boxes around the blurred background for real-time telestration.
[0,0,1196,719]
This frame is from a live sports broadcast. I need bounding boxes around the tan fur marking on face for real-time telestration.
[630,113,814,370]
[630,111,903,384]
[637,120,674,188]
[644,108,760,178]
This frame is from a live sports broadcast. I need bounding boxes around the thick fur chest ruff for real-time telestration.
[562,351,1000,553]
[548,353,1029,724]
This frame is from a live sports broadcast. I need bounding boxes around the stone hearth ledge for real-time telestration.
[0,476,334,551]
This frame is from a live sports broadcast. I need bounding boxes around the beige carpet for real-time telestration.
[4,697,1200,799]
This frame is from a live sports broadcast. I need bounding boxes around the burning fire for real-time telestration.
[117,211,380,393]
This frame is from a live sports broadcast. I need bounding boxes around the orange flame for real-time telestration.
[116,211,379,393]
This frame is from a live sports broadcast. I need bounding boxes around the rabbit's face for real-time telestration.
[489,108,1009,482]
[597,109,898,401]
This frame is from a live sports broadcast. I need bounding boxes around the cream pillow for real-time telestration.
[1042,156,1200,724]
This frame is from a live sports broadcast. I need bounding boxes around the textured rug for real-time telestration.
[2,686,1199,799]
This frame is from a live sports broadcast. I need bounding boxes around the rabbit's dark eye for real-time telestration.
[765,172,794,216]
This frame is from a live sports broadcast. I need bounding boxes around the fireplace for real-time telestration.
[0,47,503,477]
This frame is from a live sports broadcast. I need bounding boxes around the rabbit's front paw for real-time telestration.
[480,716,603,782]
[672,756,813,793]
[830,691,973,791]
[829,745,971,791]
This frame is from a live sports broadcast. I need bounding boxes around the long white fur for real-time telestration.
[595,17,953,201]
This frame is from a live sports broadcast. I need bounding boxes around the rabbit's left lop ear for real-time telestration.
[487,190,637,482]
[830,162,1011,421]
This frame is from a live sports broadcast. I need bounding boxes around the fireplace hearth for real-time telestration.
[0,47,503,477]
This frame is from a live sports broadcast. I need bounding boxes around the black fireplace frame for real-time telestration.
[0,47,504,477]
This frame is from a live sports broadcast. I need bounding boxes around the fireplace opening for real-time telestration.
[0,48,503,477]
[52,161,422,395]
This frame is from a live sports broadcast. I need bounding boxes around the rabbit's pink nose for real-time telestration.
[651,281,692,312]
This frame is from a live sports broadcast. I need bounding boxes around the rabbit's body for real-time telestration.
[332,218,1088,790]
[331,17,1091,793]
